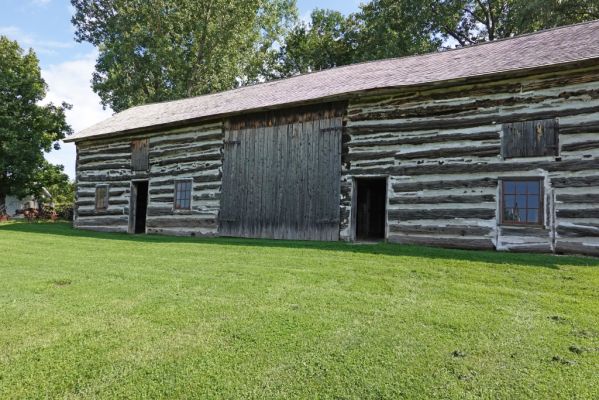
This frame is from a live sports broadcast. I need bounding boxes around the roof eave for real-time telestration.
[65,56,599,144]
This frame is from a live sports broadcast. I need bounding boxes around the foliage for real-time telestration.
[278,0,599,75]
[71,0,298,112]
[423,0,599,46]
[275,9,355,76]
[38,162,74,205]
[0,36,71,213]
[35,161,75,220]
[1,222,598,398]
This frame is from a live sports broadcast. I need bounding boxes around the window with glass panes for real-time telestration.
[501,179,543,225]
[174,180,192,210]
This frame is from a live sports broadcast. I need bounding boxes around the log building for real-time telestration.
[66,21,599,255]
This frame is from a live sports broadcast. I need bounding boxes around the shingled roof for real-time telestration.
[67,20,599,142]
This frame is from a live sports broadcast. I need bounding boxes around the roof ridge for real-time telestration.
[123,19,599,113]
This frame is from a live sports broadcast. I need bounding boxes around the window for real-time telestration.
[131,138,149,171]
[174,180,192,210]
[501,179,543,225]
[502,118,559,158]
[95,185,109,211]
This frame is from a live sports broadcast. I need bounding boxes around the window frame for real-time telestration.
[173,179,193,211]
[500,178,544,227]
[95,185,109,211]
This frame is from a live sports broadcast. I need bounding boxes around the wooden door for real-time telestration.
[219,105,343,241]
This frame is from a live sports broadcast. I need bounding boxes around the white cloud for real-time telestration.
[41,52,113,179]
[0,25,73,55]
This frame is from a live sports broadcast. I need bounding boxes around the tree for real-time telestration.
[276,9,355,76]
[71,0,298,112]
[351,0,440,61]
[0,36,71,215]
[357,0,599,50]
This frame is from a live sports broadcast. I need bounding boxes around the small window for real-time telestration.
[501,179,543,225]
[502,119,559,158]
[131,139,149,171]
[95,185,109,211]
[174,180,192,210]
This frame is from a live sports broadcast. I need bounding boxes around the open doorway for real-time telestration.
[130,181,148,234]
[355,177,387,241]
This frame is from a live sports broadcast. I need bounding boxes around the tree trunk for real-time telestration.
[0,192,6,215]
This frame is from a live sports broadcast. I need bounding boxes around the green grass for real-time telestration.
[1,222,598,399]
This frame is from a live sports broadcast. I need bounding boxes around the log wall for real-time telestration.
[74,62,599,256]
[75,122,223,236]
[342,65,599,256]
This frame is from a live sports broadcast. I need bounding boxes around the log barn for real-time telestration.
[66,21,599,255]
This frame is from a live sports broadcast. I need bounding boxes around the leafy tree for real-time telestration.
[71,0,298,112]
[279,0,599,74]
[36,161,74,206]
[351,0,440,61]
[357,0,599,50]
[276,9,355,76]
[0,36,71,215]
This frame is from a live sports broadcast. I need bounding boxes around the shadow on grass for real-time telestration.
[2,221,598,269]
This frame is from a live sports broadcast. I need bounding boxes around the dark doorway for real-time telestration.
[355,178,387,240]
[131,181,148,234]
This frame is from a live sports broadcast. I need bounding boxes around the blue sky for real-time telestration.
[0,0,361,178]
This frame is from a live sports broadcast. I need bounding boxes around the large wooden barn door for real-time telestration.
[219,104,344,241]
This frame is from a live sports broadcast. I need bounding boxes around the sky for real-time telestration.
[0,0,362,179]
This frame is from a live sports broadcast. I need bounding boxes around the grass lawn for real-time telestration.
[0,222,598,399]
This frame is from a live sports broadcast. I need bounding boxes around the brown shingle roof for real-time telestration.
[67,20,599,142]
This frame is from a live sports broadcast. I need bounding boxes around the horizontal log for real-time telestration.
[193,194,220,201]
[557,193,599,203]
[561,140,599,152]
[348,130,499,148]
[350,90,599,122]
[146,218,217,229]
[498,243,552,253]
[347,104,599,134]
[154,152,222,166]
[556,209,599,218]
[557,224,599,237]
[149,164,221,179]
[389,224,492,236]
[555,241,599,256]
[346,150,397,162]
[78,144,131,157]
[390,194,495,205]
[559,120,599,135]
[393,178,498,192]
[77,226,128,233]
[388,234,495,250]
[77,182,130,189]
[78,175,133,183]
[146,207,214,217]
[149,131,223,148]
[77,189,128,198]
[396,145,500,160]
[76,216,129,227]
[353,157,599,177]
[151,142,221,158]
[552,175,599,188]
[78,209,125,217]
[500,226,549,237]
[388,208,495,221]
[77,199,129,207]
[79,154,131,164]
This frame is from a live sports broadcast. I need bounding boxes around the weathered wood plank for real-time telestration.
[388,208,495,221]
[390,194,495,205]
